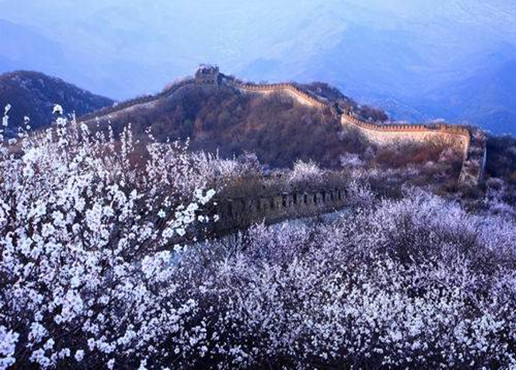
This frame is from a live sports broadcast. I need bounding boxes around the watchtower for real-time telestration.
[195,64,220,86]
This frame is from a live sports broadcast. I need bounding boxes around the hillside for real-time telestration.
[83,84,345,168]
[1,95,514,369]
[79,76,394,169]
[0,70,113,135]
[1,2,515,369]
[76,71,477,195]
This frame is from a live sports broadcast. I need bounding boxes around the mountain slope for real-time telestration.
[79,77,461,175]
[81,82,351,168]
[420,59,516,135]
[0,70,114,135]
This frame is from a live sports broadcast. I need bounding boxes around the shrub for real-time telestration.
[173,189,515,368]
[2,107,513,369]
[0,109,216,368]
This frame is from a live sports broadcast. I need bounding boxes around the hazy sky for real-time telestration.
[1,0,514,88]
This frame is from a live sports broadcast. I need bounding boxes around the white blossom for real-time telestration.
[52,104,63,115]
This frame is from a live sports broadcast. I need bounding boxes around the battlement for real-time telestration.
[195,64,220,85]
[341,113,487,184]
[213,188,348,234]
[341,114,471,154]
[228,80,328,109]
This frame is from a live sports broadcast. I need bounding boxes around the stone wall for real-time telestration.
[341,114,471,158]
[230,81,328,109]
[212,188,348,234]
[229,78,485,184]
[340,114,487,184]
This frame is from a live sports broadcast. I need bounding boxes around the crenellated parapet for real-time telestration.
[212,187,348,234]
[228,80,329,109]
[341,113,471,158]
[340,113,486,184]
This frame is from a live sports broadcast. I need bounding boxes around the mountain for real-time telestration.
[0,0,514,134]
[414,58,516,135]
[77,76,391,169]
[0,71,114,135]
[0,19,70,77]
[365,55,516,134]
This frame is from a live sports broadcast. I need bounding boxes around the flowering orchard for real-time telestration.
[0,107,515,369]
[0,108,216,368]
[172,189,515,368]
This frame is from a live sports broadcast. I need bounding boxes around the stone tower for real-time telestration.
[195,64,220,86]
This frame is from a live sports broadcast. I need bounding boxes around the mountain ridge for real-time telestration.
[76,66,484,185]
[0,70,114,135]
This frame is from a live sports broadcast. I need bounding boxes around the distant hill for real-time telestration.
[0,70,113,135]
[377,58,516,135]
[429,59,516,135]
[0,19,66,75]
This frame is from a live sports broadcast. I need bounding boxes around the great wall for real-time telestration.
[212,186,348,235]
[79,64,487,186]
[77,65,489,236]
[223,74,486,186]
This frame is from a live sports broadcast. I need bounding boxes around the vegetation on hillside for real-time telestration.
[83,78,516,206]
[90,84,461,179]
[485,135,516,200]
[93,85,359,168]
[0,71,113,136]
